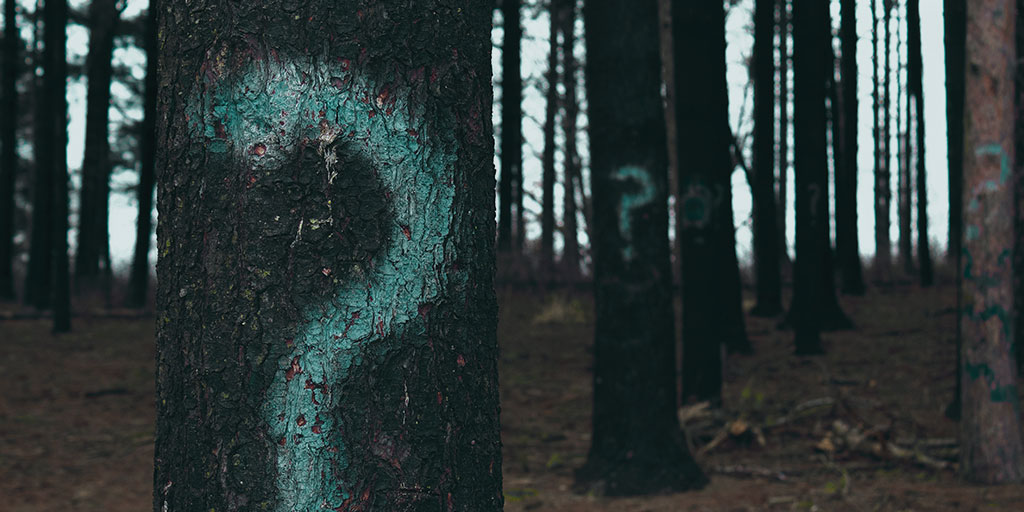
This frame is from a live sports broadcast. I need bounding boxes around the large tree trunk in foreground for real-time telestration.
[154,3,502,510]
[676,1,751,406]
[75,0,120,291]
[959,0,1023,484]
[944,0,967,420]
[751,0,783,317]
[576,0,706,495]
[836,0,865,295]
[907,0,932,287]
[0,0,18,300]
[498,0,520,254]
[126,0,158,308]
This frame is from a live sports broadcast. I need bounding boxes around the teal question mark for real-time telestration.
[611,166,657,262]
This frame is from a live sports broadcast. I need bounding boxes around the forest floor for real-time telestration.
[2,282,1024,511]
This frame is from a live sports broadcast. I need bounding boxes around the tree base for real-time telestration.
[749,302,783,318]
[574,450,707,496]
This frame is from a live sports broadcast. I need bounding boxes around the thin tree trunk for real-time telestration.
[897,0,913,277]
[126,0,158,309]
[959,0,1022,484]
[498,0,520,254]
[540,2,559,275]
[877,0,893,280]
[0,0,18,299]
[751,0,783,317]
[155,3,502,509]
[907,0,932,286]
[837,0,865,295]
[25,0,53,310]
[944,0,966,421]
[559,0,580,281]
[777,0,790,268]
[76,0,121,294]
[43,0,69,332]
[577,0,706,494]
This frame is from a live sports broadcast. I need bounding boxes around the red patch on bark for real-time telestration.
[285,338,294,349]
[322,267,332,277]
[296,414,306,427]
[367,110,376,119]
[279,437,286,446]
[406,128,418,137]
[401,225,411,240]
[437,392,443,405]
[457,354,466,367]
[213,120,227,139]
[251,143,266,156]
[418,303,432,318]
[285,356,302,381]
[447,492,454,511]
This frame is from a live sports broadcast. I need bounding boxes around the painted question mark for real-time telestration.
[610,166,656,262]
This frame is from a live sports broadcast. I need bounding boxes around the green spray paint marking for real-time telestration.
[974,143,1011,187]
[610,166,656,262]
[191,54,456,510]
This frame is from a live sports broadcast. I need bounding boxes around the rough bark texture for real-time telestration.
[1017,0,1024,375]
[126,0,158,309]
[897,2,912,277]
[498,0,520,254]
[777,0,790,266]
[676,1,750,405]
[559,0,580,281]
[836,0,865,295]
[577,0,706,495]
[75,0,120,289]
[154,2,502,510]
[0,0,18,300]
[751,0,783,317]
[907,0,931,286]
[46,0,69,332]
[540,2,559,274]
[945,0,967,421]
[789,0,833,355]
[959,0,1024,484]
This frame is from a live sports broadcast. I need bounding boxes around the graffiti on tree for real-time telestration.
[611,166,656,262]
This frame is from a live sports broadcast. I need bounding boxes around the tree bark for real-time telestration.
[498,0,520,254]
[126,0,158,309]
[540,2,559,275]
[751,0,783,317]
[0,0,18,300]
[790,0,836,354]
[907,0,932,287]
[777,0,790,268]
[897,0,913,277]
[25,6,53,310]
[154,2,502,509]
[873,0,892,281]
[75,0,121,291]
[836,0,865,295]
[43,0,69,332]
[959,0,1023,484]
[559,0,580,281]
[576,0,706,495]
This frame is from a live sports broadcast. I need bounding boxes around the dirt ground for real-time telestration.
[2,283,1024,511]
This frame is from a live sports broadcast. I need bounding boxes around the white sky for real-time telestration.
[3,0,950,269]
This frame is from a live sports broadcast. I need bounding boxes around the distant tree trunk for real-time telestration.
[576,0,706,495]
[751,0,783,317]
[154,3,502,509]
[126,0,158,309]
[944,0,966,420]
[559,0,580,281]
[836,0,865,295]
[42,0,69,332]
[907,0,932,286]
[790,0,839,354]
[25,23,53,310]
[76,0,121,294]
[498,0,520,254]
[675,1,751,406]
[897,1,913,277]
[0,0,18,300]
[876,0,893,280]
[959,0,1023,484]
[540,2,559,275]
[777,0,791,267]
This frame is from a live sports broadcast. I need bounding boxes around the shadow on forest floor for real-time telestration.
[1,283,1023,511]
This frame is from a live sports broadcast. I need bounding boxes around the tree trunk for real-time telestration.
[540,2,559,275]
[944,0,966,421]
[907,0,932,287]
[498,0,520,254]
[676,1,751,406]
[25,14,53,310]
[959,0,1023,484]
[751,0,783,317]
[75,0,121,293]
[1016,0,1024,376]
[790,0,834,355]
[897,1,913,277]
[576,0,706,495]
[154,3,502,509]
[126,0,158,309]
[877,0,893,280]
[777,0,791,268]
[559,0,580,281]
[0,0,18,300]
[836,0,865,295]
[43,0,69,332]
